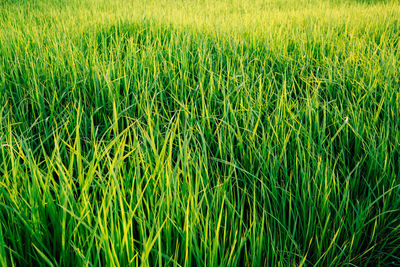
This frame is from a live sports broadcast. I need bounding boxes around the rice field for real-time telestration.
[0,0,400,265]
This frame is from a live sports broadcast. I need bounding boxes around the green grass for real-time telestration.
[0,0,400,265]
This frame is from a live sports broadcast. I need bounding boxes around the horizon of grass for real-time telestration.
[0,0,400,266]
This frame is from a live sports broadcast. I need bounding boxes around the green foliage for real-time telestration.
[0,0,399,265]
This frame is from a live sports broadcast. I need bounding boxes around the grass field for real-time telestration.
[1,0,400,265]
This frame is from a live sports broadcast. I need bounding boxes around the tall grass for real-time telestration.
[0,0,399,265]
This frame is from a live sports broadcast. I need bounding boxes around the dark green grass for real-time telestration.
[0,0,400,266]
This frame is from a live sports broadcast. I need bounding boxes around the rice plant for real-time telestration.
[0,0,399,265]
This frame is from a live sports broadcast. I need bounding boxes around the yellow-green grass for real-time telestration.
[0,0,399,265]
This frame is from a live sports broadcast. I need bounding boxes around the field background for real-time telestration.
[1,0,400,266]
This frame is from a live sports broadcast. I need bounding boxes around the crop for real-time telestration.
[0,0,399,265]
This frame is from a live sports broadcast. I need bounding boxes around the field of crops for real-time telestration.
[1,0,400,265]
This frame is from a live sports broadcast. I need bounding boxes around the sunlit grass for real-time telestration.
[0,0,399,265]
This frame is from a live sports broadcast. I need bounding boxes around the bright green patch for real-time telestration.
[0,0,399,265]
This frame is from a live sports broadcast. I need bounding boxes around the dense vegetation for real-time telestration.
[0,0,399,265]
